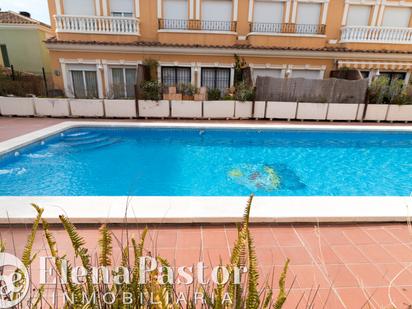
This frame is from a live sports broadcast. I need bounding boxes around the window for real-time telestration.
[163,0,188,20]
[346,5,371,26]
[201,68,231,93]
[296,3,321,33]
[202,0,232,30]
[161,67,191,87]
[71,70,98,98]
[64,0,95,15]
[162,0,188,29]
[296,3,321,25]
[111,0,134,17]
[291,70,321,79]
[111,68,137,98]
[382,7,411,27]
[252,68,282,83]
[253,0,283,23]
[0,45,10,68]
[380,72,406,83]
[252,0,283,32]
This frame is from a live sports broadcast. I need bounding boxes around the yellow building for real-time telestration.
[45,0,412,98]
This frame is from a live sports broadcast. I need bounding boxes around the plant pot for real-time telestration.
[34,98,70,117]
[171,100,202,118]
[266,101,297,120]
[104,99,137,118]
[138,100,170,118]
[182,95,194,100]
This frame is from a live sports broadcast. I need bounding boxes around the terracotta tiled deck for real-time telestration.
[0,117,412,308]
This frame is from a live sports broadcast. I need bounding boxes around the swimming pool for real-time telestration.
[0,125,411,196]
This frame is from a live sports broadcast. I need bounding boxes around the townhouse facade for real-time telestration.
[45,0,412,99]
[0,11,53,74]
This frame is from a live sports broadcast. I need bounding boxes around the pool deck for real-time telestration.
[0,117,412,308]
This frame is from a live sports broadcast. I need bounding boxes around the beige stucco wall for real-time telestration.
[46,0,412,94]
[0,27,52,74]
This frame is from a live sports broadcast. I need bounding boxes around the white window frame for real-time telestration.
[196,63,234,88]
[110,0,135,17]
[250,64,287,80]
[101,60,141,98]
[60,59,104,99]
[109,66,138,99]
[288,64,326,79]
[252,0,285,24]
[341,1,378,26]
[62,0,98,16]
[290,0,329,24]
[379,5,412,27]
[158,62,195,85]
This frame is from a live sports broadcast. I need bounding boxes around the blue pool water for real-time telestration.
[0,127,411,196]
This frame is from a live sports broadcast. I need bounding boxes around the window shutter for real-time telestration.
[253,0,283,23]
[64,0,95,15]
[252,69,282,82]
[296,3,321,25]
[202,0,232,21]
[110,0,134,14]
[346,5,371,26]
[291,70,321,79]
[0,45,10,67]
[382,7,411,27]
[163,0,188,19]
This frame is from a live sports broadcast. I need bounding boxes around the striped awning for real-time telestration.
[337,60,412,71]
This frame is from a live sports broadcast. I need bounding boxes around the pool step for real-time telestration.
[61,132,101,142]
[63,138,121,153]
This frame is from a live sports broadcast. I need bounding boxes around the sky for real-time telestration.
[0,0,50,24]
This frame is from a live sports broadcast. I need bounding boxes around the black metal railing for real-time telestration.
[250,22,326,35]
[158,19,237,32]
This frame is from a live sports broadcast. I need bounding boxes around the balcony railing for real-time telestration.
[158,19,237,32]
[55,15,140,35]
[341,26,412,44]
[249,23,326,35]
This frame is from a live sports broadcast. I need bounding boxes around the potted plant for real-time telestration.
[207,88,221,101]
[177,83,196,100]
[140,80,162,101]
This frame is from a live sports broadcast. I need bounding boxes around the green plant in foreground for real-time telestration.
[208,88,222,101]
[5,196,290,308]
[140,80,162,100]
[235,81,255,102]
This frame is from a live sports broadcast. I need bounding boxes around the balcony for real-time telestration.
[55,15,140,35]
[249,23,326,35]
[158,19,237,32]
[341,26,412,44]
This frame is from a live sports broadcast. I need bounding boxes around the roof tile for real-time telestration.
[0,11,50,28]
[45,37,412,55]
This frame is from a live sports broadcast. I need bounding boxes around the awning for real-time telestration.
[337,60,412,71]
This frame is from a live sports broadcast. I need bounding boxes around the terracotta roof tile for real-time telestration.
[45,37,412,54]
[0,11,50,28]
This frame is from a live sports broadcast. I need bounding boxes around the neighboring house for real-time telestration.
[45,0,412,99]
[0,11,53,74]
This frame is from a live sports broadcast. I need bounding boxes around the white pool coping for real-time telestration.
[0,121,411,224]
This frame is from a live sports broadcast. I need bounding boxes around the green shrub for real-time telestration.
[368,76,389,104]
[368,76,412,105]
[177,83,196,96]
[207,88,222,100]
[235,81,255,102]
[140,80,162,100]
